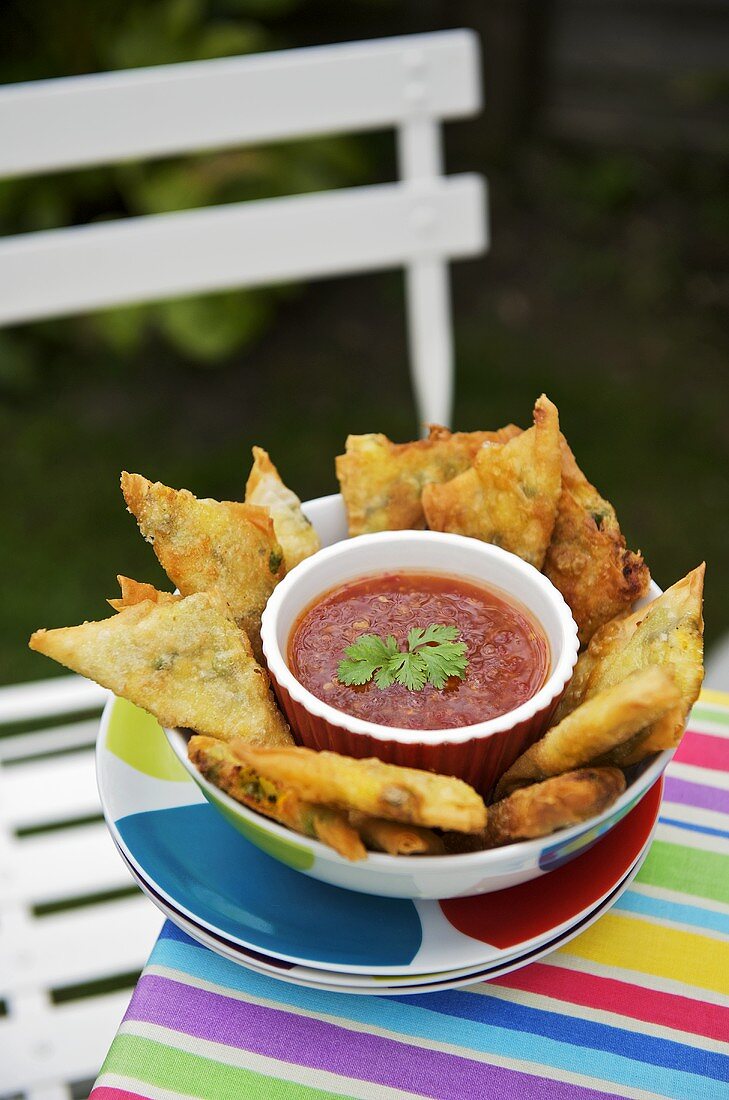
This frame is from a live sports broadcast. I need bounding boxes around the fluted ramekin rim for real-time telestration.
[261,531,579,747]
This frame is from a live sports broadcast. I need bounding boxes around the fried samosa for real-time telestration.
[494,666,680,798]
[422,395,562,570]
[189,736,364,860]
[552,564,705,755]
[108,575,179,612]
[245,447,320,570]
[233,743,487,833]
[336,423,521,536]
[348,812,445,856]
[543,439,651,644]
[480,768,626,848]
[121,472,284,658]
[29,591,292,746]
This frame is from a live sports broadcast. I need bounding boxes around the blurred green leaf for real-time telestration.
[155,290,273,361]
[92,303,152,356]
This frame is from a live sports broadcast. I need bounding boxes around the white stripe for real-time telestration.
[630,881,729,919]
[687,714,729,739]
[543,953,729,1009]
[473,980,729,1056]
[660,800,729,832]
[655,821,729,853]
[668,761,729,791]
[134,969,674,1100]
[118,1019,451,1100]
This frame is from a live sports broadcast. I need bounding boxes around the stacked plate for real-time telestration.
[97,696,662,996]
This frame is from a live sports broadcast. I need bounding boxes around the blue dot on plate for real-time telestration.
[117,804,422,967]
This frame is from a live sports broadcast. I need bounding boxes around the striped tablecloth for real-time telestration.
[91,690,729,1100]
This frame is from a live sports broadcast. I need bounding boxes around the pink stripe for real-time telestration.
[89,1089,146,1100]
[494,963,729,1043]
[674,730,729,772]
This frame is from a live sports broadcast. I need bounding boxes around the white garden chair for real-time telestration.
[0,31,487,1097]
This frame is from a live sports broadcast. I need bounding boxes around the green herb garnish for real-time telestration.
[337,624,468,692]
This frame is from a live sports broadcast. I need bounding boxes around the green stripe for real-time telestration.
[691,705,729,728]
[637,840,729,905]
[104,1034,349,1099]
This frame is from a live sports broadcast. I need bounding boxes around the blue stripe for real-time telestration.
[145,931,729,1100]
[660,816,729,841]
[398,988,729,1082]
[615,890,729,937]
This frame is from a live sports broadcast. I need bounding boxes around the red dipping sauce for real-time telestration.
[288,571,549,731]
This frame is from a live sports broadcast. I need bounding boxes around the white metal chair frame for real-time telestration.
[0,31,486,1097]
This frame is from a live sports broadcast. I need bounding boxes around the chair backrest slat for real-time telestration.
[0,174,485,326]
[0,893,161,995]
[1,752,100,829]
[7,821,134,907]
[0,675,107,725]
[0,716,99,762]
[0,31,480,177]
[0,988,154,1094]
[0,702,160,1093]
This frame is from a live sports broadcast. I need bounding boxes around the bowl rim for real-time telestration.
[261,529,580,746]
[164,723,672,869]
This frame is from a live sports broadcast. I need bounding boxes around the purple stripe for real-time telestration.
[663,776,729,815]
[128,975,609,1100]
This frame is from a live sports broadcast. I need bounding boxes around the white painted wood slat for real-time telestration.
[0,31,480,177]
[0,894,162,996]
[1,751,100,828]
[0,717,99,762]
[3,821,134,905]
[0,675,106,726]
[0,990,141,1094]
[0,174,485,326]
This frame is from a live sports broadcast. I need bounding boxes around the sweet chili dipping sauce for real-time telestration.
[288,572,549,730]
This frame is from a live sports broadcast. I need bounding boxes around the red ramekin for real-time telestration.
[261,531,579,797]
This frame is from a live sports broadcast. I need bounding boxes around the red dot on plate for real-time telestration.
[439,780,661,949]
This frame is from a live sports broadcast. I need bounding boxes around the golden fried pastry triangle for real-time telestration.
[422,394,562,569]
[245,446,320,570]
[543,438,651,644]
[336,423,521,536]
[480,768,625,848]
[189,736,364,859]
[233,743,487,833]
[29,590,292,746]
[121,472,284,659]
[495,666,680,798]
[108,575,179,612]
[552,564,705,756]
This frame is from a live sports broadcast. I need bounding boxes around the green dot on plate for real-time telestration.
[106,697,189,782]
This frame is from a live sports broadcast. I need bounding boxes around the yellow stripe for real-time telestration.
[559,912,729,996]
[698,688,729,708]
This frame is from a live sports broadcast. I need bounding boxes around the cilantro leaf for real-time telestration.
[416,641,468,689]
[337,634,399,686]
[337,623,468,692]
[407,624,459,650]
[395,652,429,691]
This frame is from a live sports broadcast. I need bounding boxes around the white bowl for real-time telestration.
[168,493,671,899]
